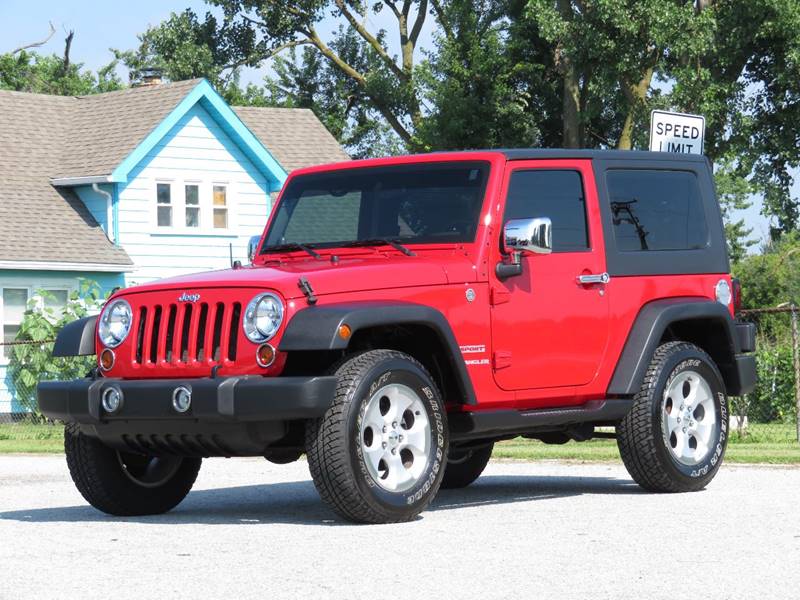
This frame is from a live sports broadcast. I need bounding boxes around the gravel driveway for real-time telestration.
[1,455,798,600]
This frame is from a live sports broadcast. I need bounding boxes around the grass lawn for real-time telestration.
[0,423,64,454]
[495,423,800,465]
[1,422,798,464]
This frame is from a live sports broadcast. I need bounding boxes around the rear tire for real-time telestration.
[64,423,201,516]
[306,350,448,523]
[441,444,493,489]
[617,342,728,493]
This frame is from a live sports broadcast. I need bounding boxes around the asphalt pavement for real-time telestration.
[0,455,798,600]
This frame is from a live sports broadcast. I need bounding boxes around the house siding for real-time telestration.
[0,270,124,414]
[74,185,112,239]
[118,103,272,285]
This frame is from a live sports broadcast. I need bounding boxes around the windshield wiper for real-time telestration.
[343,238,416,256]
[262,242,323,260]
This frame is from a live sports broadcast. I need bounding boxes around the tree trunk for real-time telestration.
[557,0,581,148]
[617,67,654,150]
[562,62,581,148]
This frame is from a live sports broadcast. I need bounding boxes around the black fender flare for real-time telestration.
[53,315,97,357]
[607,298,742,396]
[278,301,477,404]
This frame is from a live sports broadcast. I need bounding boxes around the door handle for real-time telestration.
[577,272,610,285]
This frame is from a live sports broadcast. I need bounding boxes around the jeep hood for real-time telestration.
[122,255,477,300]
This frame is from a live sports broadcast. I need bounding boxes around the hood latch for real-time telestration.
[298,277,318,305]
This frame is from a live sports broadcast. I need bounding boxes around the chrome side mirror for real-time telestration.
[248,235,262,263]
[503,217,552,255]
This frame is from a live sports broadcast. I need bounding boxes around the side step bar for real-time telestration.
[449,399,632,442]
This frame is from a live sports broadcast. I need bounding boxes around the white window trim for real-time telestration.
[153,179,235,235]
[211,181,234,232]
[1,286,30,365]
[1,285,75,365]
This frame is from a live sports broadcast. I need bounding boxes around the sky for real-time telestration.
[0,0,784,247]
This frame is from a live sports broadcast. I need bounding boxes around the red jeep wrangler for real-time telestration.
[39,150,756,524]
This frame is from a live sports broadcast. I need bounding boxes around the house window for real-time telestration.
[213,185,228,229]
[157,183,172,227]
[42,289,69,316]
[2,288,28,361]
[185,184,200,228]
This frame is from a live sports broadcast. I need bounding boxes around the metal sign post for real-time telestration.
[792,305,800,443]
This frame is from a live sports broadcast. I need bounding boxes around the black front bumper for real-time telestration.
[38,375,337,424]
[37,376,337,456]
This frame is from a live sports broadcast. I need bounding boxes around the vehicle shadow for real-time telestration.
[0,474,641,526]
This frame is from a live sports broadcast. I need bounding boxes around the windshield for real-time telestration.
[262,161,490,252]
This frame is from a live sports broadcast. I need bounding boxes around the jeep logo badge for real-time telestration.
[178,292,201,303]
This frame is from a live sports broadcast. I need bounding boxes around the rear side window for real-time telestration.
[606,170,708,252]
[504,170,589,252]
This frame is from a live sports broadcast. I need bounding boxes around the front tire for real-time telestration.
[617,342,729,493]
[441,444,493,489]
[306,350,448,523]
[64,423,201,516]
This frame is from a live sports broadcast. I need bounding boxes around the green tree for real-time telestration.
[667,0,800,238]
[112,9,254,103]
[1,25,123,95]
[417,0,540,150]
[0,51,122,95]
[132,1,435,148]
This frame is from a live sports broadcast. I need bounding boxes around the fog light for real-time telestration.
[99,348,115,371]
[101,387,123,414]
[172,386,192,413]
[256,343,276,368]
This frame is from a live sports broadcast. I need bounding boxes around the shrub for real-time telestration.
[7,280,106,421]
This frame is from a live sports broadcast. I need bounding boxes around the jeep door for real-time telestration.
[490,159,610,393]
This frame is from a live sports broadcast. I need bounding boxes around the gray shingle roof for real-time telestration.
[55,79,201,179]
[0,79,348,268]
[0,89,131,267]
[234,106,350,172]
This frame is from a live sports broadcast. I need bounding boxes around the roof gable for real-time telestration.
[109,80,287,190]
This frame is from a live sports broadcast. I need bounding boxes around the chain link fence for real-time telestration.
[0,339,93,450]
[736,305,800,441]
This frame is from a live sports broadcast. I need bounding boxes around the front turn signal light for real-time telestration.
[256,343,276,368]
[100,348,115,371]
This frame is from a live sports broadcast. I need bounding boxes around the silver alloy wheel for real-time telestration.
[359,383,432,492]
[661,370,718,466]
[116,451,183,488]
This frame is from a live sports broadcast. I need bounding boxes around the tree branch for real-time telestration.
[307,26,367,85]
[409,0,428,45]
[334,0,406,80]
[307,25,413,143]
[385,1,402,19]
[62,30,74,73]
[429,0,453,40]
[10,21,55,54]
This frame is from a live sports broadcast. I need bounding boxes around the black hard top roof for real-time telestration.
[499,148,708,162]
[425,148,708,163]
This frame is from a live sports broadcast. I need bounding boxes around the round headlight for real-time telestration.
[243,293,284,342]
[98,299,132,348]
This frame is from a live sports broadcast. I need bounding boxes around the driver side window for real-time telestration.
[504,170,589,253]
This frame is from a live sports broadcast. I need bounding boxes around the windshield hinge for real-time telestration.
[298,277,318,305]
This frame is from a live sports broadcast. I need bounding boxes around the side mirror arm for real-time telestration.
[495,259,523,280]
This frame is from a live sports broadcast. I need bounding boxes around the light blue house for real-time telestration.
[0,78,349,413]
